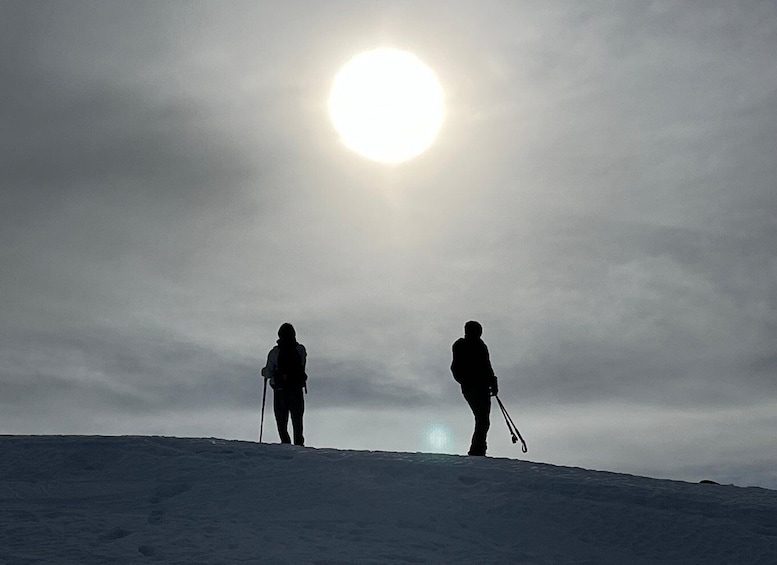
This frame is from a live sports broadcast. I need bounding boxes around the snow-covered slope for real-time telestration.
[1,436,775,564]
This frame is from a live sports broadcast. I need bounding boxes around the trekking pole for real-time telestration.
[495,395,528,453]
[259,374,268,443]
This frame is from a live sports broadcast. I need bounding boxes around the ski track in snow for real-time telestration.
[0,436,775,564]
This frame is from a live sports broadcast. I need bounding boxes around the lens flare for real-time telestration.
[423,423,453,453]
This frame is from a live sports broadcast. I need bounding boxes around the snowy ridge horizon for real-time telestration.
[1,435,775,564]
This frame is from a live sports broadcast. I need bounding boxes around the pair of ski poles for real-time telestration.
[495,394,528,453]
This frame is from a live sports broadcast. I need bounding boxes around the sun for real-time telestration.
[328,48,445,164]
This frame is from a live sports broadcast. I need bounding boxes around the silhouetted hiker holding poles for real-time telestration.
[451,321,528,456]
[261,323,308,446]
[451,321,499,456]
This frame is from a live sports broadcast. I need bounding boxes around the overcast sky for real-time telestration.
[2,1,776,488]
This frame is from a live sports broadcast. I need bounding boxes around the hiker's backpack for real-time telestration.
[276,344,307,389]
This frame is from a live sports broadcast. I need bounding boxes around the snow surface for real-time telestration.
[1,436,775,564]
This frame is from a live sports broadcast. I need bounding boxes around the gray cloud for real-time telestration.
[0,330,255,411]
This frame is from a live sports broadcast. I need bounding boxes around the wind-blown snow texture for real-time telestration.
[1,436,775,564]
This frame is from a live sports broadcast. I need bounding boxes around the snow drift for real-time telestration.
[1,436,775,564]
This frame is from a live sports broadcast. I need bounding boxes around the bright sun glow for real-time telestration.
[328,48,445,164]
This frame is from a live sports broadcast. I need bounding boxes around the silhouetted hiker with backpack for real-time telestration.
[263,323,308,446]
[451,321,498,456]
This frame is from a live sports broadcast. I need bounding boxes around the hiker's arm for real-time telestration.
[483,344,498,393]
[265,348,278,379]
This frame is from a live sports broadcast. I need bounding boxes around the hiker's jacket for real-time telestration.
[451,337,496,391]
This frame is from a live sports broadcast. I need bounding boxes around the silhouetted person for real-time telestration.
[263,323,307,445]
[451,321,498,456]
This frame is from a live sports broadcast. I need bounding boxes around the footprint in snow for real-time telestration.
[147,509,164,525]
[149,482,191,504]
[98,527,132,542]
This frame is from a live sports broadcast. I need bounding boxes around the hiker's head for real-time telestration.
[278,322,296,341]
[464,320,482,338]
